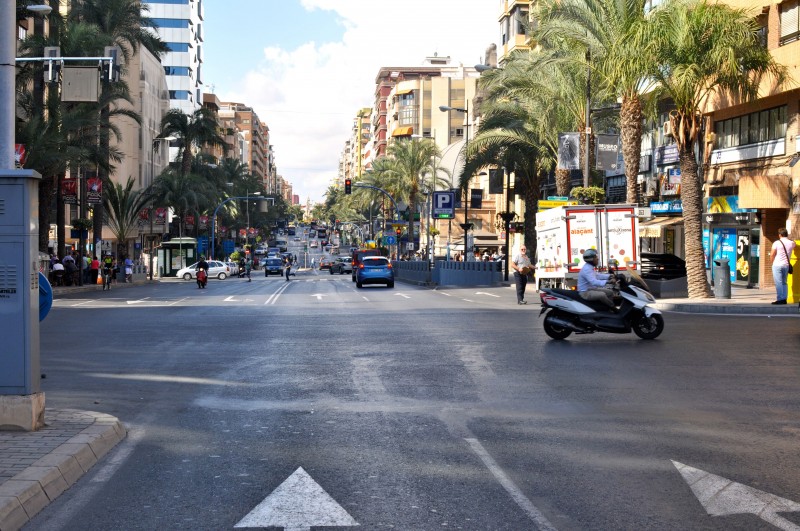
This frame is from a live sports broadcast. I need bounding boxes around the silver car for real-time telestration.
[329,256,354,275]
[177,260,229,280]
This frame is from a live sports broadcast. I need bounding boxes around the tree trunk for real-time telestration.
[678,144,712,298]
[620,95,643,204]
[522,171,542,262]
[38,174,55,253]
[57,171,66,259]
[95,106,110,256]
[555,169,570,196]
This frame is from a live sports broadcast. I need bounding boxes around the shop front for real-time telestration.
[702,196,760,288]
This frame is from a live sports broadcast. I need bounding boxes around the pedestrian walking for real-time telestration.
[124,256,134,283]
[770,228,795,305]
[511,244,534,305]
[90,255,100,285]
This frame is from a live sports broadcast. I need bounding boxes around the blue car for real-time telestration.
[355,256,394,288]
[264,257,284,277]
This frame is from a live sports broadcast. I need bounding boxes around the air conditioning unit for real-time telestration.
[662,122,674,137]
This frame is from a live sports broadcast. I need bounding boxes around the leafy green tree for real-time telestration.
[641,0,786,298]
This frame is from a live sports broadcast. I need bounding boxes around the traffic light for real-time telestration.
[345,179,352,194]
[395,227,402,238]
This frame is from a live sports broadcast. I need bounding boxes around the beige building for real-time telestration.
[701,0,800,291]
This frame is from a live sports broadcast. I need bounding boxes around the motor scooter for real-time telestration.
[538,263,664,340]
[196,269,207,289]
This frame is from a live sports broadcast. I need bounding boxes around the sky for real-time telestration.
[202,0,498,205]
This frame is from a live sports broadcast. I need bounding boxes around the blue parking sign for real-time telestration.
[432,191,455,219]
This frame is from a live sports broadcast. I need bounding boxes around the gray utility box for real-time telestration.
[0,171,41,395]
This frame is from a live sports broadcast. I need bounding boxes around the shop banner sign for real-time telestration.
[557,133,581,170]
[154,207,168,225]
[86,177,102,204]
[185,214,195,230]
[15,144,26,167]
[137,208,149,226]
[62,179,78,204]
[596,134,620,171]
[651,200,683,214]
[655,144,679,166]
[199,215,208,230]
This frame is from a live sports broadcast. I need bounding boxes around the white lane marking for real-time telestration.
[462,299,474,302]
[126,297,151,305]
[264,282,291,305]
[311,293,326,300]
[167,297,189,306]
[475,291,501,298]
[394,293,410,299]
[466,438,557,531]
[437,292,452,297]
[362,296,369,301]
[672,460,800,530]
[235,467,358,530]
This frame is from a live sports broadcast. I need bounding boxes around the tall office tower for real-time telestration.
[144,0,204,113]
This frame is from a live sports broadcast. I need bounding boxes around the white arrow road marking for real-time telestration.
[475,291,501,298]
[311,293,326,300]
[224,295,253,302]
[362,296,369,301]
[673,460,800,530]
[234,467,358,530]
[466,439,557,531]
[126,297,150,305]
[394,293,410,299]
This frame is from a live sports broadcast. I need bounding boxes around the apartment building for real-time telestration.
[143,0,204,113]
[498,0,533,59]
[217,102,270,186]
[700,0,800,290]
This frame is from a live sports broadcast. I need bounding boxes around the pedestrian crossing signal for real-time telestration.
[345,179,352,194]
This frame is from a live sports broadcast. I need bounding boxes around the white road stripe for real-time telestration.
[264,282,291,305]
[465,438,558,531]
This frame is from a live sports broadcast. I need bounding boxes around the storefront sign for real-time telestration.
[651,200,683,214]
[639,154,651,173]
[655,144,679,166]
[706,195,755,214]
[660,173,681,196]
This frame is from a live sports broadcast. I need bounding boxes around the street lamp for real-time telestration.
[439,103,472,258]
[147,135,175,280]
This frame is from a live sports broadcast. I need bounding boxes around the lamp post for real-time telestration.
[246,191,261,253]
[439,103,472,258]
[498,166,517,282]
[148,136,175,280]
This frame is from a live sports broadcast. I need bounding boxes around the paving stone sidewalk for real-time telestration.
[0,409,125,531]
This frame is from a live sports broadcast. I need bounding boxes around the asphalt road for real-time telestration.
[29,245,800,530]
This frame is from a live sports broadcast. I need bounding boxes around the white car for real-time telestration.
[177,260,229,280]
[310,241,319,248]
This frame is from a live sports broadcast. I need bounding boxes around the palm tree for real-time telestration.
[367,139,449,253]
[537,0,652,204]
[159,108,227,177]
[641,0,786,298]
[103,176,150,258]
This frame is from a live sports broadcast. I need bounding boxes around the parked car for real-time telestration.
[329,257,353,275]
[319,256,334,270]
[263,257,284,277]
[640,253,687,280]
[177,260,229,280]
[351,248,382,282]
[226,261,240,277]
[310,241,319,248]
[355,256,394,288]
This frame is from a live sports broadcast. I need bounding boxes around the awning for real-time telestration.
[391,126,413,137]
[395,88,413,96]
[638,216,683,237]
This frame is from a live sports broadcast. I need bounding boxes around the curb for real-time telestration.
[654,301,800,315]
[0,412,126,531]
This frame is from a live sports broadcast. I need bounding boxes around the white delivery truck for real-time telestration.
[535,204,640,290]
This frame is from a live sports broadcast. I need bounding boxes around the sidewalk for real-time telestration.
[0,410,125,530]
[4,277,795,530]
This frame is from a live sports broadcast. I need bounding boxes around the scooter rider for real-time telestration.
[196,255,209,288]
[577,249,615,309]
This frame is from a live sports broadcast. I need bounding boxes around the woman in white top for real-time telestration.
[769,228,795,304]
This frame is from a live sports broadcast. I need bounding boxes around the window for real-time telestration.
[452,128,464,138]
[147,18,190,29]
[713,105,787,149]
[780,0,799,45]
[168,90,190,100]
[164,66,190,76]
[165,42,190,52]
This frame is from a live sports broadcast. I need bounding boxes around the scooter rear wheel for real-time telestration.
[632,313,664,340]
[543,313,573,340]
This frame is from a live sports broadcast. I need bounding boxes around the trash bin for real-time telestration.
[713,259,731,299]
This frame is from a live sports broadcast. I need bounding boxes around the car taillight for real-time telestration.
[387,264,392,269]
[359,264,364,269]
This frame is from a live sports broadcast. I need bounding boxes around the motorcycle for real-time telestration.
[538,264,664,340]
[196,269,208,289]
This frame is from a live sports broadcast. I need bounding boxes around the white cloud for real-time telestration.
[219,1,498,204]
